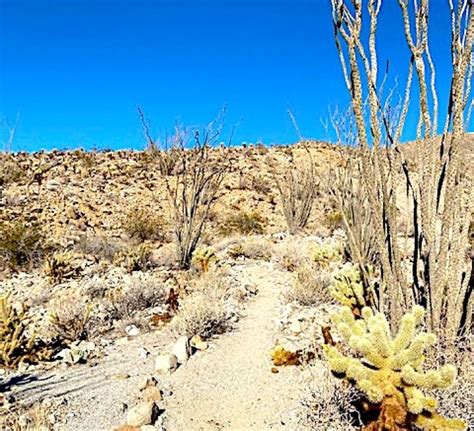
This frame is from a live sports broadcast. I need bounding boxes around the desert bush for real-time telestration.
[299,366,361,430]
[0,398,64,431]
[75,234,124,262]
[324,209,344,233]
[110,281,167,322]
[114,244,152,272]
[220,211,265,236]
[173,273,229,339]
[191,246,218,273]
[49,295,93,342]
[43,251,81,284]
[0,293,53,368]
[0,220,44,269]
[122,205,166,242]
[286,263,332,306]
[272,237,310,271]
[228,237,273,261]
[324,305,467,430]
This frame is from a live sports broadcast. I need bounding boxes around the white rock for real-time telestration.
[125,324,140,337]
[139,347,150,359]
[171,336,190,364]
[190,335,208,351]
[126,402,158,427]
[140,426,157,431]
[154,354,178,373]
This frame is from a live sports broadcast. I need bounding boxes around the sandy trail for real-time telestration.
[164,262,305,431]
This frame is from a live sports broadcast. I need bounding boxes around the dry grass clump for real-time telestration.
[286,264,332,306]
[122,204,167,242]
[74,234,124,262]
[220,211,266,236]
[110,280,168,323]
[49,294,93,342]
[0,398,64,431]
[228,237,273,261]
[173,272,230,339]
[299,366,361,430]
[0,220,45,269]
[272,237,311,271]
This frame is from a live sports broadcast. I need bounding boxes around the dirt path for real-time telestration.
[4,261,307,430]
[164,262,305,431]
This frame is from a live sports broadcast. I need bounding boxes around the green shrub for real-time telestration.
[122,205,166,241]
[220,211,265,236]
[0,220,44,269]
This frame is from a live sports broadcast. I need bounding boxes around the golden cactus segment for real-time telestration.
[324,305,466,430]
[192,246,218,272]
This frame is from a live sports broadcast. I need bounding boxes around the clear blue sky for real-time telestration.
[0,0,461,151]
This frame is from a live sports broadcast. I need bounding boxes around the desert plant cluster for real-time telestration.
[1,0,473,430]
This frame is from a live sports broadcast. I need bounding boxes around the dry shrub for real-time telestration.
[0,220,45,269]
[122,205,166,242]
[110,280,167,323]
[43,251,81,284]
[425,336,474,428]
[173,272,230,339]
[75,234,124,262]
[220,211,266,236]
[49,294,93,342]
[286,264,332,306]
[228,237,273,261]
[299,366,361,430]
[0,398,64,431]
[324,209,344,233]
[272,237,310,271]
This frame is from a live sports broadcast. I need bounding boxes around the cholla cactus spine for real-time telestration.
[324,305,466,430]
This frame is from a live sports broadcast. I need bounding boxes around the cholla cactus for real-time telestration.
[114,244,151,272]
[192,247,217,272]
[0,293,52,368]
[44,251,80,283]
[324,305,466,430]
[311,241,343,267]
[330,265,373,316]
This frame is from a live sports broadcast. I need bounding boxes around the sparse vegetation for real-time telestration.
[272,158,317,234]
[122,204,167,242]
[286,263,332,306]
[220,210,266,236]
[43,251,81,284]
[49,295,93,342]
[0,220,45,270]
[0,293,53,368]
[114,243,152,272]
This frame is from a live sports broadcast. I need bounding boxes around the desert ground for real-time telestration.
[0,141,472,430]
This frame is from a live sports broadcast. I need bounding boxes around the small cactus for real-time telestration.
[311,241,343,267]
[324,305,466,430]
[0,293,52,368]
[114,244,151,272]
[44,251,80,283]
[192,247,217,272]
[330,265,373,316]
